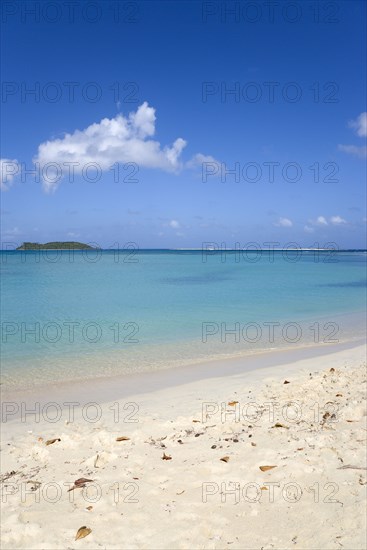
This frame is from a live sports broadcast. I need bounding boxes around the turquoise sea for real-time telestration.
[1,250,366,389]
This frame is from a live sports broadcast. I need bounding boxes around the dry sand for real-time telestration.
[1,343,366,549]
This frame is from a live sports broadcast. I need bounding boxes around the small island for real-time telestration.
[16,241,98,250]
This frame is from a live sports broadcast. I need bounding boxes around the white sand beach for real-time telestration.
[1,343,366,550]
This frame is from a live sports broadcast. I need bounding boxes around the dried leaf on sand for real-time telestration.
[75,478,94,486]
[75,526,92,540]
[45,438,61,446]
[68,478,94,492]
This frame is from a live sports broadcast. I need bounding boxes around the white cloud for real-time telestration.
[316,216,328,226]
[308,215,348,227]
[330,215,347,225]
[34,102,189,192]
[274,217,293,227]
[304,225,314,233]
[0,158,20,191]
[186,153,217,168]
[186,153,223,177]
[169,220,180,229]
[348,112,367,137]
[338,144,367,158]
[308,216,328,227]
[338,112,367,159]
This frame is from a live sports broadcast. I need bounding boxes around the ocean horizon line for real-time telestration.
[1,247,367,252]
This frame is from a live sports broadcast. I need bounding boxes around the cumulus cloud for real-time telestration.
[349,112,367,137]
[34,102,190,192]
[308,215,348,227]
[330,215,347,225]
[0,158,20,191]
[186,153,217,168]
[169,220,180,229]
[315,216,328,226]
[186,153,223,177]
[338,144,367,158]
[339,112,367,159]
[308,216,328,227]
[274,217,293,227]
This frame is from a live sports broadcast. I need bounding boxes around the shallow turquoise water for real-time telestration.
[1,250,366,388]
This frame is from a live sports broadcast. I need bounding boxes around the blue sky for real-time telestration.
[1,0,366,249]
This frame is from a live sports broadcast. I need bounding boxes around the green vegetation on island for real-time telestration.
[16,242,98,250]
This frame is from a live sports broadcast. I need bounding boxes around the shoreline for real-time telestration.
[2,337,365,417]
[2,309,366,394]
